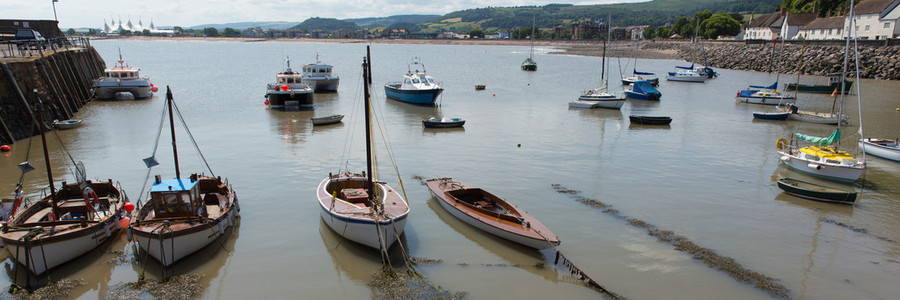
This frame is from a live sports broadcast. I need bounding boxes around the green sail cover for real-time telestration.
[796,128,841,146]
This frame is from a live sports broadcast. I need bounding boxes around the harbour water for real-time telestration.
[1,39,899,299]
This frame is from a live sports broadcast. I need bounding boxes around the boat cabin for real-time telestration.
[401,72,437,89]
[302,64,334,78]
[150,177,202,218]
[273,67,310,90]
[798,146,860,167]
[105,68,139,79]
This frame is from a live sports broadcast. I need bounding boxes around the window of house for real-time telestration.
[865,25,870,32]
[885,22,891,29]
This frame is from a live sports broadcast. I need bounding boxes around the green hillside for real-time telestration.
[345,15,442,28]
[292,17,359,31]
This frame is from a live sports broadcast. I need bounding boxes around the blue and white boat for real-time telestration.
[666,68,706,82]
[624,80,661,100]
[384,58,443,105]
[302,54,339,92]
[736,82,795,106]
[622,69,659,87]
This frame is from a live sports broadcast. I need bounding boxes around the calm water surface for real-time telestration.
[1,39,899,299]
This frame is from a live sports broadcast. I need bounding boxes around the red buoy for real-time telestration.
[123,202,135,212]
[0,145,10,152]
[281,85,289,91]
[264,99,270,105]
[151,86,159,92]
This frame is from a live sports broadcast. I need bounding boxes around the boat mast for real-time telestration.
[792,41,806,102]
[35,98,55,197]
[528,14,536,61]
[363,49,375,203]
[835,0,857,148]
[166,88,181,179]
[605,14,612,89]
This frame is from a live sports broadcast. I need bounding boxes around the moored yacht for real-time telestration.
[302,55,339,92]
[384,58,443,105]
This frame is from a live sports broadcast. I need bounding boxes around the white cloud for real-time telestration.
[1,0,647,28]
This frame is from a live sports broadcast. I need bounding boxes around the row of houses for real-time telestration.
[743,0,899,40]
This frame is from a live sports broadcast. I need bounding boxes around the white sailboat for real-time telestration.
[570,14,625,109]
[777,2,865,183]
[318,51,410,250]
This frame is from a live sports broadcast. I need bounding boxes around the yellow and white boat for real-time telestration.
[776,130,865,182]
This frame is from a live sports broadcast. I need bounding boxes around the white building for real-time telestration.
[798,16,845,40]
[847,0,898,40]
[745,11,816,40]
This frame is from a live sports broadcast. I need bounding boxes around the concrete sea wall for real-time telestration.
[642,41,900,80]
[0,48,106,144]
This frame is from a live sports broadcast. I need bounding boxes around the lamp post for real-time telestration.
[52,0,58,22]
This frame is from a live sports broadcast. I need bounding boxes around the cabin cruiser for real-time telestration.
[384,58,443,105]
[92,51,156,100]
[266,58,315,110]
[302,56,339,92]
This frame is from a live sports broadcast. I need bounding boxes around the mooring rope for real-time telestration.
[170,99,215,177]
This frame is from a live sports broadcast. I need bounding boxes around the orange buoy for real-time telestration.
[119,217,130,229]
[0,145,10,152]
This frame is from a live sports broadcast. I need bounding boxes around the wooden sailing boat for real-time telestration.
[776,2,865,183]
[1,99,128,276]
[129,87,240,267]
[317,54,410,250]
[521,15,537,71]
[783,41,847,124]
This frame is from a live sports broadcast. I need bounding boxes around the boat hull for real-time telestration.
[787,112,845,125]
[629,115,672,125]
[53,119,82,130]
[384,84,443,105]
[521,63,537,71]
[736,93,794,105]
[573,95,625,109]
[753,112,790,120]
[317,174,409,250]
[93,78,153,100]
[311,115,344,126]
[859,139,900,162]
[666,72,706,83]
[423,119,465,128]
[786,81,853,94]
[776,178,857,204]
[4,218,119,274]
[778,150,864,182]
[131,210,236,266]
[624,90,660,101]
[622,77,659,86]
[305,77,340,92]
[266,91,315,110]
[426,178,559,249]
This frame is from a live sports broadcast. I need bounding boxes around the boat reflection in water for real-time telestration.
[267,110,313,144]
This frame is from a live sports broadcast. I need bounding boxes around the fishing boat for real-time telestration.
[302,54,340,92]
[0,102,128,275]
[129,88,239,267]
[311,114,344,126]
[425,178,560,249]
[785,73,853,94]
[1,180,128,275]
[475,84,486,90]
[859,138,900,162]
[423,117,465,128]
[266,57,315,110]
[570,14,625,110]
[736,82,795,105]
[384,58,443,105]
[786,109,847,125]
[752,111,791,120]
[318,55,410,251]
[624,80,661,101]
[629,115,672,125]
[776,178,857,204]
[521,15,537,71]
[92,50,156,100]
[53,119,82,130]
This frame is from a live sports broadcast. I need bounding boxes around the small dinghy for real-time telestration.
[776,177,857,204]
[423,117,465,128]
[426,178,560,249]
[311,114,344,126]
[475,84,486,90]
[53,119,82,130]
[753,111,790,120]
[629,115,672,125]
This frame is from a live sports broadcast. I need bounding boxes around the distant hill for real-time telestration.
[291,17,359,31]
[344,15,442,28]
[188,21,298,30]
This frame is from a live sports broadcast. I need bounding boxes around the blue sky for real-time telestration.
[2,0,647,28]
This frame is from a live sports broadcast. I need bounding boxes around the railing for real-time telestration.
[1,37,92,59]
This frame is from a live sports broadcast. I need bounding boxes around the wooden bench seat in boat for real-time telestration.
[25,207,54,223]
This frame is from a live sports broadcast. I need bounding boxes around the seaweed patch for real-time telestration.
[107,274,203,300]
[368,267,466,300]
[552,184,791,298]
[823,218,898,244]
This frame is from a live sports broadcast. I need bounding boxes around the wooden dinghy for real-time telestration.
[629,115,672,125]
[776,177,857,204]
[311,114,344,126]
[426,178,560,249]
